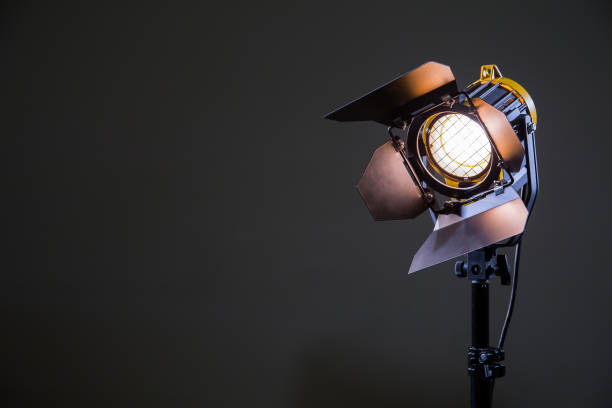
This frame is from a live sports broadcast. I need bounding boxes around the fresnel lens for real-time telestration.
[424,112,491,180]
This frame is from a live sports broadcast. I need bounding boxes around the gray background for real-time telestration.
[5,0,612,406]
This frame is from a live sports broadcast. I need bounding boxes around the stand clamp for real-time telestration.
[468,347,505,379]
[455,246,511,285]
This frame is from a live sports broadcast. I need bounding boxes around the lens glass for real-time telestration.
[426,113,491,179]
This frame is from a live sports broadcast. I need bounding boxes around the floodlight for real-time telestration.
[325,62,539,408]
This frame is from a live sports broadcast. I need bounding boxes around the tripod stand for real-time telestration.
[455,245,518,408]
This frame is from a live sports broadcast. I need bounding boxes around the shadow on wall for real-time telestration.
[292,341,457,408]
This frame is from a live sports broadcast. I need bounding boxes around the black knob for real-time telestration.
[455,261,467,277]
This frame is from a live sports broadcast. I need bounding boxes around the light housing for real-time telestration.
[325,62,538,273]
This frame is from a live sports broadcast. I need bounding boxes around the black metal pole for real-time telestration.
[471,280,492,408]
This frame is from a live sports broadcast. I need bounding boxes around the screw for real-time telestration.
[480,353,487,362]
[471,265,480,274]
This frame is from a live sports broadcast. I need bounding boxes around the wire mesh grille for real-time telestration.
[427,113,492,179]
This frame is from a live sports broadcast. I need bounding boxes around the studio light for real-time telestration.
[325,62,539,408]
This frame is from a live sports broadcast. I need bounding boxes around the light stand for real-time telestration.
[324,62,539,407]
[456,246,511,408]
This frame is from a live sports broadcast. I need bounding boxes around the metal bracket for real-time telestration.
[387,126,435,207]
[455,247,510,285]
[479,65,503,82]
[468,347,506,379]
